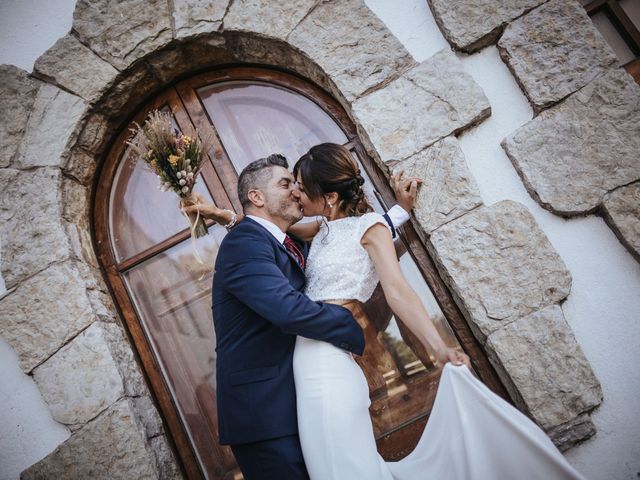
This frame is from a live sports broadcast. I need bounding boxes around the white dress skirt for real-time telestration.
[293,214,585,480]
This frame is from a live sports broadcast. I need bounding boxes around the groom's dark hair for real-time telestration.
[237,154,289,211]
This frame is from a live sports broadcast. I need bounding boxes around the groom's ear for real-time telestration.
[247,188,265,208]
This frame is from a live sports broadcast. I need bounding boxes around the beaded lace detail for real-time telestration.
[304,212,388,303]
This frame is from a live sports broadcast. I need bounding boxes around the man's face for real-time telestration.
[261,166,303,227]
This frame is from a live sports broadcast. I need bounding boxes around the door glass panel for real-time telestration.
[122,226,238,479]
[197,81,348,173]
[110,109,214,261]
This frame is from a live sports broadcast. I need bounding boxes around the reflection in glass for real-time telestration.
[198,82,348,173]
[123,226,236,478]
[110,112,214,261]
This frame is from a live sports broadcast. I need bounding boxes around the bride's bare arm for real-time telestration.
[181,192,244,225]
[361,223,471,368]
[288,219,321,242]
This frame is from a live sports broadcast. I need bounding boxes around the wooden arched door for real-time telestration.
[95,67,506,479]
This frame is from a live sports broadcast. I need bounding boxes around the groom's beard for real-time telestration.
[267,196,304,229]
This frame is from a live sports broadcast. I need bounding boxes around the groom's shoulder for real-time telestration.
[219,218,274,252]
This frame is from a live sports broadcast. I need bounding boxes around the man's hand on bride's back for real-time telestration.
[391,170,422,212]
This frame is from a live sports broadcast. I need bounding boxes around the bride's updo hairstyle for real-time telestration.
[294,143,373,217]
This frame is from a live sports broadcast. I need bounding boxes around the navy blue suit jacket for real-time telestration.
[212,217,365,445]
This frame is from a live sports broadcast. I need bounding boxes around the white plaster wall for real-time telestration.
[1,1,639,479]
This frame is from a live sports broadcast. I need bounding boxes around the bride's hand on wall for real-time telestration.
[390,170,422,212]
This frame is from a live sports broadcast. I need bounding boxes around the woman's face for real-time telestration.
[295,173,326,217]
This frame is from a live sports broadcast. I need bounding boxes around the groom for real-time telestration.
[207,154,416,479]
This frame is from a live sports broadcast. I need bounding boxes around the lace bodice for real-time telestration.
[304,212,388,303]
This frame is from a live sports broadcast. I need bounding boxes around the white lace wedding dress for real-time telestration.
[293,213,584,480]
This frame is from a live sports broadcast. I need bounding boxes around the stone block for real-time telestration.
[101,322,147,398]
[94,63,161,121]
[76,113,116,157]
[429,200,571,342]
[64,149,97,186]
[0,65,41,168]
[0,168,71,288]
[149,435,182,480]
[289,0,415,102]
[172,0,228,39]
[427,0,545,52]
[602,182,640,262]
[32,322,125,427]
[73,0,173,71]
[498,0,618,110]
[0,262,94,373]
[15,84,86,168]
[485,305,602,432]
[33,34,119,103]
[21,398,159,480]
[392,136,482,233]
[502,69,640,215]
[354,49,490,164]
[547,413,596,451]
[224,0,316,40]
[146,36,233,85]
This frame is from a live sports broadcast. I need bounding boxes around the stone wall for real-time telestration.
[2,0,632,477]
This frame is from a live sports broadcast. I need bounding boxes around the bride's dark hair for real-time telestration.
[293,143,373,217]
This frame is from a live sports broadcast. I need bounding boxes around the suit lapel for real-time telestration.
[243,218,306,273]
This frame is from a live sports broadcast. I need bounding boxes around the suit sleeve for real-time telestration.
[220,233,365,355]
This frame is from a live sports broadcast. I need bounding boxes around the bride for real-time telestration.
[288,143,584,480]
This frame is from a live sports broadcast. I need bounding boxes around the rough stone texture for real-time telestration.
[149,435,182,480]
[429,200,572,342]
[131,395,164,439]
[289,0,415,102]
[498,0,618,110]
[391,136,483,233]
[0,261,94,373]
[32,322,125,427]
[485,305,602,433]
[602,182,640,262]
[502,69,640,216]
[172,0,228,39]
[75,113,116,157]
[427,0,545,52]
[94,63,161,121]
[101,322,147,398]
[33,34,119,103]
[21,398,158,480]
[547,413,597,451]
[72,0,173,71]
[145,35,233,84]
[224,0,316,40]
[224,33,336,99]
[15,84,86,168]
[354,49,490,164]
[0,168,71,288]
[0,65,41,168]
[65,149,98,186]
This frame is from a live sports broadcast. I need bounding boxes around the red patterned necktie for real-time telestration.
[283,235,305,269]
